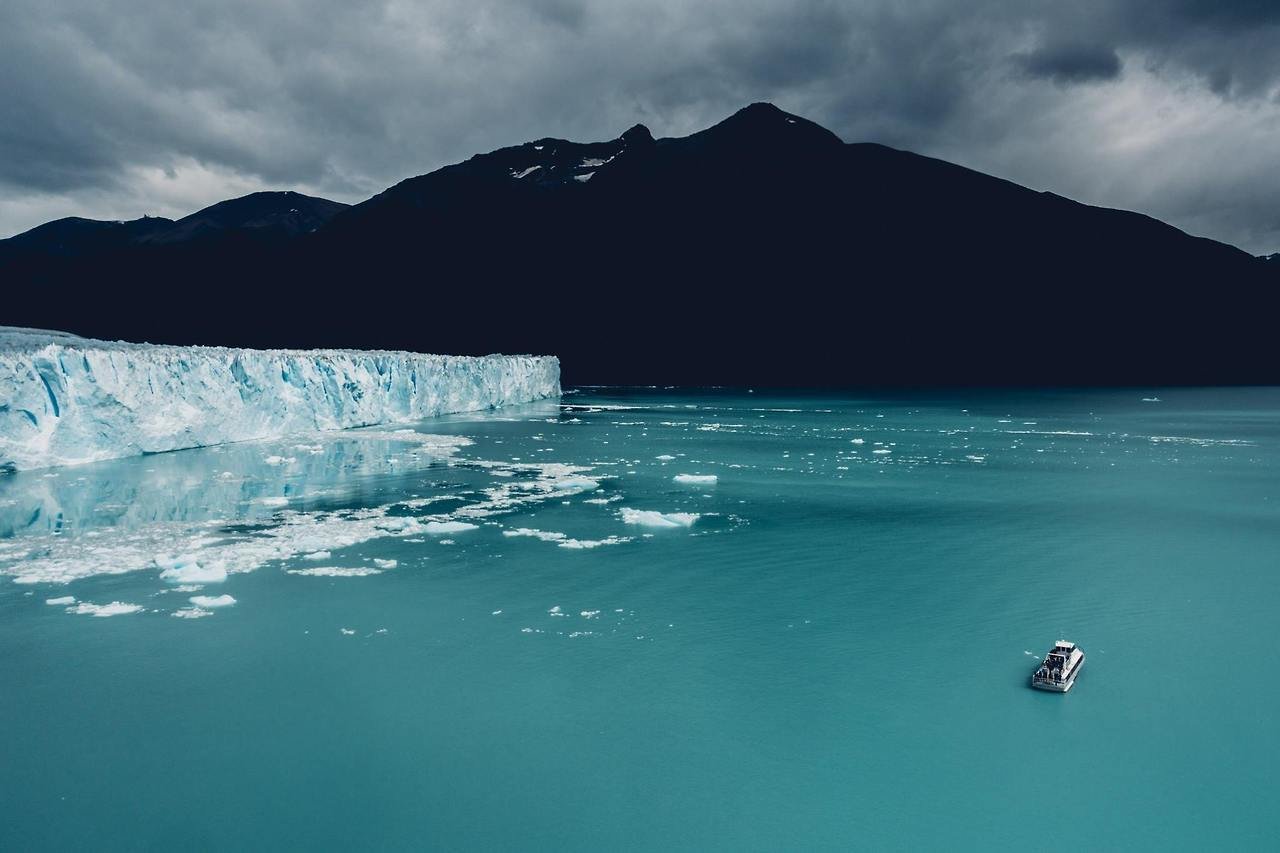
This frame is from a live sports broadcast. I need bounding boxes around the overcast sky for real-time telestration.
[3,0,1279,252]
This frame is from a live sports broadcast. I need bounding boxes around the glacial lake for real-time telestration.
[2,387,1278,850]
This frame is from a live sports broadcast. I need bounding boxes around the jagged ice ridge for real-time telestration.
[0,327,559,470]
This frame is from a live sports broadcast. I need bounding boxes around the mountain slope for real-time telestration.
[2,103,1274,385]
[2,215,173,258]
[139,191,349,244]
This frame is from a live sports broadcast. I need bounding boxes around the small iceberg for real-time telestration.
[157,554,227,584]
[67,601,144,617]
[424,520,479,534]
[619,508,699,528]
[190,594,236,608]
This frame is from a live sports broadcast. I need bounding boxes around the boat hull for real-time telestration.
[1031,654,1085,692]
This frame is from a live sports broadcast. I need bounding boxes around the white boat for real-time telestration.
[1031,641,1085,692]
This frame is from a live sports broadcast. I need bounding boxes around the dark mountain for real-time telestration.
[138,191,349,244]
[1,215,173,258]
[0,191,346,265]
[2,103,1276,385]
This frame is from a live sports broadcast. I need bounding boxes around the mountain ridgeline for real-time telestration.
[3,104,1275,385]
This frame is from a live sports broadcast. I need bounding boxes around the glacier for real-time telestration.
[0,327,559,471]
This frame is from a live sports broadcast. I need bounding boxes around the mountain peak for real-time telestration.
[686,101,843,153]
[739,101,787,117]
[139,191,350,244]
[619,123,654,146]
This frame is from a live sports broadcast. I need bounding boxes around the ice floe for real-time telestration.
[172,607,213,619]
[190,594,236,608]
[157,555,228,584]
[372,558,398,569]
[502,528,631,549]
[287,566,383,577]
[67,601,143,617]
[619,509,700,528]
[424,520,479,534]
[673,474,717,485]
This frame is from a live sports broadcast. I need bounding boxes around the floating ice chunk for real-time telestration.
[172,607,213,619]
[157,555,228,584]
[340,628,356,635]
[491,610,502,615]
[872,449,891,455]
[424,520,478,534]
[850,438,865,445]
[159,565,226,584]
[67,601,143,617]
[502,528,630,549]
[580,610,600,619]
[303,550,332,561]
[655,454,676,461]
[583,495,622,505]
[548,605,564,616]
[1142,397,1161,403]
[46,595,76,605]
[673,474,717,485]
[551,475,600,494]
[558,536,630,549]
[505,528,566,544]
[619,508,699,528]
[286,566,382,577]
[190,594,236,608]
[372,558,398,569]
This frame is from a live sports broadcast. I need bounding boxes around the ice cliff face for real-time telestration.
[0,328,559,471]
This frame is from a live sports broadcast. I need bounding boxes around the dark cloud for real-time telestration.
[1,0,1279,253]
[1018,43,1122,84]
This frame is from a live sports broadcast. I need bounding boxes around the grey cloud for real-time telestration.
[1017,43,1122,84]
[1,0,1280,253]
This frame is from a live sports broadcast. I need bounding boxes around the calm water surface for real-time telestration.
[2,387,1278,850]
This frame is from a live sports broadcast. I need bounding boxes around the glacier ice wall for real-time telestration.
[0,328,559,470]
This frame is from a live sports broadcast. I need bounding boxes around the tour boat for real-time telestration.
[1031,641,1085,692]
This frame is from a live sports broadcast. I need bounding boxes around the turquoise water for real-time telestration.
[2,387,1279,850]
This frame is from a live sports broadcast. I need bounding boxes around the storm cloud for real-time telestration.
[2,0,1280,252]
